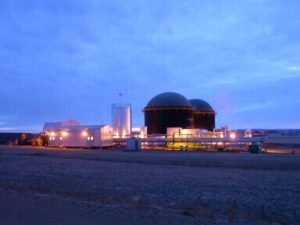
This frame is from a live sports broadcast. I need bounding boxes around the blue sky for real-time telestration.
[0,0,300,131]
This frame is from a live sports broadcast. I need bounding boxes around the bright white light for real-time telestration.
[132,127,140,132]
[229,132,236,140]
[50,132,56,137]
[244,129,252,138]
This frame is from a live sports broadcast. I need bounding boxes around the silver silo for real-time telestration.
[111,103,132,138]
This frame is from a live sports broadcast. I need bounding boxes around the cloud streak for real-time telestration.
[0,0,300,130]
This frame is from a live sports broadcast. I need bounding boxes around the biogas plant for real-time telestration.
[41,92,263,152]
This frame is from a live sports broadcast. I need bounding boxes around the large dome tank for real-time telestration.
[144,92,194,134]
[189,99,216,131]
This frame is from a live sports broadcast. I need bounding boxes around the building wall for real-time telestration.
[47,126,113,147]
[193,112,215,131]
[167,127,200,138]
[145,109,193,134]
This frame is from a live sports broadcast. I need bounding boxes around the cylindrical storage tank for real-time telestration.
[111,103,132,138]
[144,92,194,135]
[189,99,216,131]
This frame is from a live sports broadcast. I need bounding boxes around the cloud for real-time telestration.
[0,125,42,133]
[287,66,300,71]
[0,0,300,129]
[236,101,277,113]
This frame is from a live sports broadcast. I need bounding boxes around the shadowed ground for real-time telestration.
[0,146,299,225]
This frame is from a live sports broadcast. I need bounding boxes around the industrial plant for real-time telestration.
[0,91,263,152]
[31,91,263,152]
[144,92,216,134]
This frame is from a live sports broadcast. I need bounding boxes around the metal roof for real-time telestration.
[43,122,108,131]
[146,92,192,108]
[189,99,214,111]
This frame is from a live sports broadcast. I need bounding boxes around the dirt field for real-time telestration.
[0,146,299,225]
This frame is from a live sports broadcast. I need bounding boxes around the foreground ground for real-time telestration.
[0,146,299,225]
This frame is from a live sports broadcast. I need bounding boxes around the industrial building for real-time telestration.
[31,95,262,152]
[43,122,114,148]
[42,104,133,148]
[144,92,216,135]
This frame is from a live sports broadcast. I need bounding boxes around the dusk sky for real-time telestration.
[1,0,300,132]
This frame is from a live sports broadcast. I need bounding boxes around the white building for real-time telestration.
[167,127,200,138]
[44,122,113,148]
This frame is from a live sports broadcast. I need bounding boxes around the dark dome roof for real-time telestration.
[146,92,192,107]
[189,99,214,111]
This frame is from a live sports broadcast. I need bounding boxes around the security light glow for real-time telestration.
[82,130,88,137]
[229,132,236,140]
[61,131,68,137]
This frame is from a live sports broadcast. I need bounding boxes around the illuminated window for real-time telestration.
[87,136,94,141]
[60,137,63,141]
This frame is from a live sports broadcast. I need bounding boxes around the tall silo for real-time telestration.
[111,103,132,138]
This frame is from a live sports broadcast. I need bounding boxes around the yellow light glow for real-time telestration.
[140,131,144,139]
[82,130,88,137]
[61,131,68,137]
[122,131,126,138]
[50,132,56,137]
